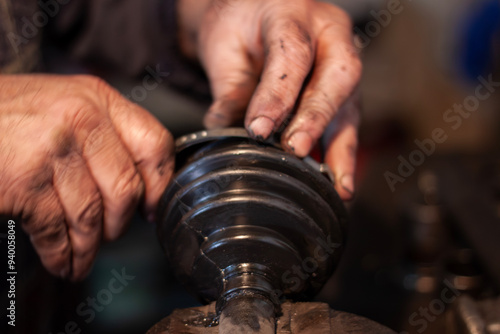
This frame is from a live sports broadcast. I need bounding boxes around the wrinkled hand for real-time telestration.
[0,75,174,280]
[179,0,362,199]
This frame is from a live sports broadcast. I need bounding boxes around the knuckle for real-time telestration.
[76,193,103,234]
[23,208,66,246]
[50,127,75,159]
[306,85,336,106]
[254,89,292,123]
[70,75,116,105]
[269,18,314,72]
[319,2,352,26]
[348,54,363,82]
[300,96,333,127]
[331,40,362,67]
[334,8,353,27]
[140,125,173,156]
[81,120,112,156]
[318,26,362,84]
[48,97,104,146]
[4,164,52,202]
[49,94,98,120]
[111,166,143,206]
[286,42,314,74]
[283,20,313,49]
[128,124,175,176]
[72,74,109,92]
[71,102,103,130]
[325,45,362,89]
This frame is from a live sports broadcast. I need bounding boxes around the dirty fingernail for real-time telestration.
[204,112,228,129]
[340,174,355,195]
[248,116,275,139]
[287,131,313,157]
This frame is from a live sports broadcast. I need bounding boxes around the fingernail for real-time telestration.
[248,116,275,139]
[340,174,355,195]
[204,112,228,129]
[287,131,313,157]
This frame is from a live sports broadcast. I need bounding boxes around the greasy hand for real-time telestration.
[0,75,174,280]
[178,0,362,200]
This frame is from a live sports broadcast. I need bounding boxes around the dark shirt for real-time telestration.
[0,0,209,97]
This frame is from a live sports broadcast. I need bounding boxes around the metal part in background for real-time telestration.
[156,128,351,332]
[449,295,500,334]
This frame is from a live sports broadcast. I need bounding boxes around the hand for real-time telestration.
[178,0,361,200]
[0,75,174,280]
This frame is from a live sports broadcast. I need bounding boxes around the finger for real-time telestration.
[19,170,71,278]
[52,141,103,280]
[102,85,175,221]
[324,95,360,201]
[72,104,143,241]
[245,9,315,139]
[200,28,260,129]
[282,10,362,157]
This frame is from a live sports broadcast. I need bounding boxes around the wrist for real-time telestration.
[176,0,212,59]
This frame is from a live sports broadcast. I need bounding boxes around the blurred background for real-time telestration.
[2,0,499,333]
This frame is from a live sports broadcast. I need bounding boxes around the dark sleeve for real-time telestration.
[0,0,41,73]
[46,0,210,97]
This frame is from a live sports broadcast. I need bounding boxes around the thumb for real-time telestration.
[200,33,261,129]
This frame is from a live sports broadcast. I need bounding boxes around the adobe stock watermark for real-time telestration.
[354,0,413,49]
[385,74,500,192]
[7,0,71,53]
[48,267,135,334]
[124,65,170,103]
[399,279,461,334]
[272,235,341,299]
